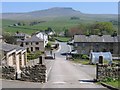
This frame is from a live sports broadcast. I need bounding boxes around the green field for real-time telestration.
[2,16,97,35]
[2,16,118,35]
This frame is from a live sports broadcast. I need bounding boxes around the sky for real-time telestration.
[2,2,118,14]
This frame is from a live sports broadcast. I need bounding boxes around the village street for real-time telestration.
[1,42,108,89]
[40,42,107,88]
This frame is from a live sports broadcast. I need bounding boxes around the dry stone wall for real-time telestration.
[2,64,47,83]
[96,63,119,81]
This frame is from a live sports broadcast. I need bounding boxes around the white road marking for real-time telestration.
[47,67,52,78]
[53,81,66,84]
[79,81,94,84]
[68,45,71,52]
[56,45,61,53]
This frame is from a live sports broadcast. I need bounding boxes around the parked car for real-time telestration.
[70,50,78,54]
[61,52,71,56]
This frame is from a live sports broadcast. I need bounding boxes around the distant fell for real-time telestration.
[2,7,117,21]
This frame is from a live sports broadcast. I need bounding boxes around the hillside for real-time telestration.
[2,7,117,21]
[2,7,118,35]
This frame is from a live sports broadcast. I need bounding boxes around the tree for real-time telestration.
[91,22,114,34]
[112,31,117,36]
[17,22,22,26]
[3,33,16,44]
[64,28,69,37]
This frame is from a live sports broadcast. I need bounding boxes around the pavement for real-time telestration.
[1,42,109,89]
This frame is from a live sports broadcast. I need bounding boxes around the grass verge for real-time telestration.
[72,59,90,65]
[103,80,119,88]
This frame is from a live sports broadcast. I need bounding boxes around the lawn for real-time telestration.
[55,36,71,42]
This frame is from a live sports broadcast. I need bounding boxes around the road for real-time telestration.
[41,42,106,88]
[1,42,108,89]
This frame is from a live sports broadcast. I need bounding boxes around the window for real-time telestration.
[75,43,78,47]
[36,42,39,45]
[20,42,23,47]
[31,47,33,51]
[26,42,28,45]
[27,48,29,52]
[35,47,39,51]
[82,43,85,47]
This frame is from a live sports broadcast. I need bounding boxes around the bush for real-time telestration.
[72,54,82,59]
[45,42,51,49]
[72,54,89,59]
[49,37,55,42]
[81,55,89,59]
[27,51,42,60]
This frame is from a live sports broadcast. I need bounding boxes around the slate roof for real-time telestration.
[74,35,119,43]
[0,43,25,52]
[23,35,43,42]
[14,33,30,37]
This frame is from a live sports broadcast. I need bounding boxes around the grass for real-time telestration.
[104,80,119,88]
[55,36,71,42]
[2,18,82,35]
[2,16,118,35]
[112,60,120,63]
[72,59,90,65]
[2,17,102,35]
[101,78,120,89]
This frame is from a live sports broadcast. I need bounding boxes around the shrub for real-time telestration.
[45,42,51,49]
[49,37,55,42]
[27,51,42,60]
[72,54,82,59]
[81,55,89,59]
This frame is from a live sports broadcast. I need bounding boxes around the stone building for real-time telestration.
[0,43,27,73]
[73,35,119,56]
[17,32,48,52]
[19,35,44,52]
[13,32,31,40]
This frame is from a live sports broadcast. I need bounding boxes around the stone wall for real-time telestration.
[96,63,119,81]
[2,66,16,80]
[2,64,47,83]
[21,64,47,83]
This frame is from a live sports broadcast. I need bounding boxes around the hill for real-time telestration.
[2,7,118,35]
[2,7,117,21]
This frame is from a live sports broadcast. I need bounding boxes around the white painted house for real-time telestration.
[36,32,48,47]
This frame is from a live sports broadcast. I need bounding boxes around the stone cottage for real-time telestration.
[17,32,48,52]
[73,35,119,56]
